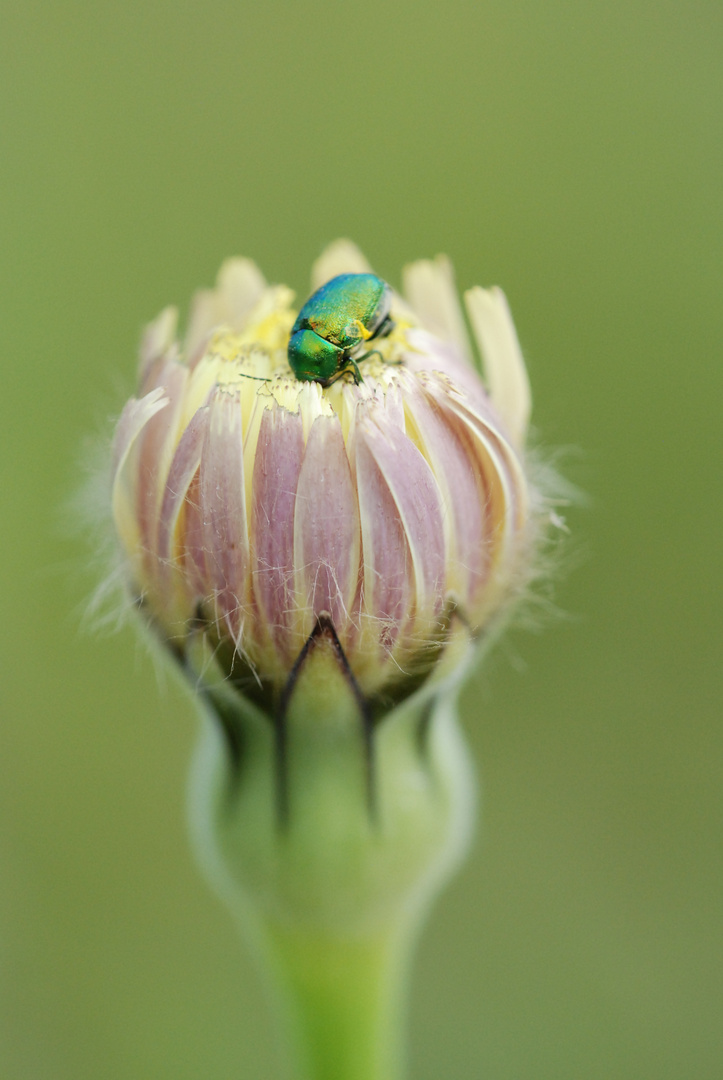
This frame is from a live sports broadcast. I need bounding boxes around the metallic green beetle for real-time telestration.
[288,273,394,386]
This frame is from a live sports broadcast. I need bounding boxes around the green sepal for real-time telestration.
[184,624,477,1079]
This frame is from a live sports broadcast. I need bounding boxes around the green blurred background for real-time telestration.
[2,1,721,1077]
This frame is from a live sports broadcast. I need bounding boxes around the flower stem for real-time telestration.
[266,924,409,1080]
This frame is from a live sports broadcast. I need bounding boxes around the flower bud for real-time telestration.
[111,244,536,721]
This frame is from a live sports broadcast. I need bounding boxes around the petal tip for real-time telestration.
[311,240,373,290]
[402,256,473,363]
[464,285,531,445]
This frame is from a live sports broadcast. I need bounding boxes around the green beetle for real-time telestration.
[288,273,394,386]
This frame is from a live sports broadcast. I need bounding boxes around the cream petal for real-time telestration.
[311,239,374,291]
[185,257,267,358]
[151,405,209,626]
[464,286,531,446]
[293,414,361,639]
[138,306,178,383]
[134,360,189,559]
[234,284,296,347]
[199,390,249,640]
[402,255,473,363]
[184,289,217,363]
[216,257,267,325]
[251,404,305,656]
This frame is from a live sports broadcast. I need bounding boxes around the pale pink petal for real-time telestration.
[442,389,528,534]
[354,432,411,653]
[402,329,489,410]
[182,469,207,599]
[157,405,208,567]
[137,341,183,396]
[430,386,530,622]
[403,378,487,606]
[111,387,168,483]
[111,388,169,553]
[379,380,406,432]
[293,414,361,637]
[357,409,446,624]
[199,389,249,639]
[251,404,305,655]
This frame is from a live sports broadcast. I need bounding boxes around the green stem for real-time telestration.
[266,925,408,1080]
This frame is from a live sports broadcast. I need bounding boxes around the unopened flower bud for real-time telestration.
[112,244,535,720]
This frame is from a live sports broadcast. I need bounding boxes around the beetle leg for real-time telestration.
[343,358,363,384]
[322,349,385,388]
[320,359,363,387]
[355,348,383,370]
